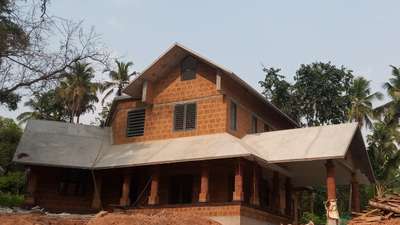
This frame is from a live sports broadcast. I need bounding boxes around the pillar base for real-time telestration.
[199,192,209,203]
[233,191,244,201]
[148,195,159,205]
[119,198,131,207]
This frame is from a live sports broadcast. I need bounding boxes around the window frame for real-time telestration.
[180,56,197,81]
[173,102,197,131]
[251,115,258,133]
[230,101,237,131]
[126,107,146,137]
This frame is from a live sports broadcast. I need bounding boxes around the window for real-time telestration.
[126,109,145,137]
[181,56,197,80]
[174,103,196,131]
[58,169,88,196]
[251,115,257,133]
[230,102,237,130]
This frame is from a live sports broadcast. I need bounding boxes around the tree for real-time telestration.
[348,77,383,129]
[94,102,112,127]
[56,62,101,123]
[0,117,22,172]
[0,0,109,110]
[294,62,354,126]
[101,60,136,104]
[16,90,68,124]
[367,113,400,197]
[258,67,299,123]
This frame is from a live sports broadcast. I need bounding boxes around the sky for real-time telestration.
[1,0,400,124]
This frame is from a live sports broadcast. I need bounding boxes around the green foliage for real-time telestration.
[0,117,22,171]
[259,62,354,126]
[57,61,101,123]
[101,60,135,105]
[258,67,300,123]
[294,62,354,126]
[0,193,24,207]
[367,113,400,197]
[348,77,383,129]
[0,171,25,194]
[17,90,69,124]
[300,212,325,225]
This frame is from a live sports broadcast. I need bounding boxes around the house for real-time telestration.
[13,43,374,225]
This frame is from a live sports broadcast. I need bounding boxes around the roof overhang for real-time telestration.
[14,120,375,185]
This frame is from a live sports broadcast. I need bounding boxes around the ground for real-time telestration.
[0,211,221,225]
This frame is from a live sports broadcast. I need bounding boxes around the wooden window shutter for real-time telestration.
[185,103,196,129]
[174,103,196,131]
[174,104,185,131]
[230,102,237,130]
[126,109,146,137]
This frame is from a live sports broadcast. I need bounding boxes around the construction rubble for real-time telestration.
[349,193,400,225]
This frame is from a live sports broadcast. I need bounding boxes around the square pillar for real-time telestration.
[91,173,102,210]
[119,172,131,207]
[272,171,280,212]
[351,173,361,213]
[325,160,339,225]
[250,164,260,206]
[199,164,210,203]
[25,167,38,205]
[148,167,160,205]
[285,178,292,216]
[232,159,244,201]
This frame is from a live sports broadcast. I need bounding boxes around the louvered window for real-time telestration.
[181,56,197,80]
[174,103,196,131]
[126,109,145,137]
[230,102,237,130]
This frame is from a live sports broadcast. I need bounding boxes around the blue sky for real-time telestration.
[1,0,400,124]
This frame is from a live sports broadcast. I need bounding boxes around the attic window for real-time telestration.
[174,103,196,131]
[181,56,197,80]
[126,109,146,137]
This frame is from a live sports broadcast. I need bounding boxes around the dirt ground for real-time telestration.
[0,211,221,225]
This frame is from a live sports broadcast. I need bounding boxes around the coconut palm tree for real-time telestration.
[56,61,101,123]
[17,90,67,124]
[101,60,136,105]
[367,113,400,197]
[348,77,383,129]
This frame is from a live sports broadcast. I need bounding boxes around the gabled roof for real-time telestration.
[122,43,299,128]
[14,120,374,185]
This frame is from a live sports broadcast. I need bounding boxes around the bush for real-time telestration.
[300,212,326,225]
[0,192,24,207]
[0,171,25,194]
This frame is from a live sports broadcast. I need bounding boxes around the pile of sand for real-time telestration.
[0,211,221,225]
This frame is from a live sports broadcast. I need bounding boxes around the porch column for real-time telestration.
[293,191,301,225]
[351,173,361,213]
[148,167,160,205]
[119,172,131,207]
[91,173,102,210]
[272,171,280,212]
[25,167,38,205]
[232,159,244,201]
[250,164,260,206]
[285,178,292,216]
[326,160,339,225]
[199,164,210,203]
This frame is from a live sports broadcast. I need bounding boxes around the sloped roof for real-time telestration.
[13,120,374,184]
[122,43,299,127]
[242,123,358,163]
